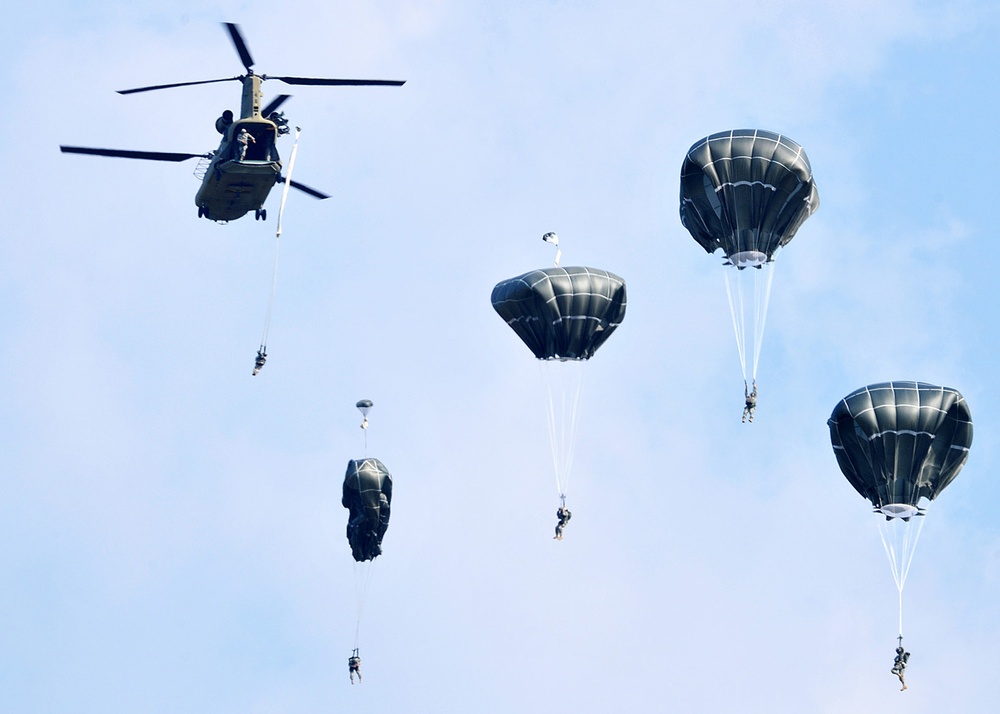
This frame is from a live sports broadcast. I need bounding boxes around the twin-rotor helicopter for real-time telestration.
[61,23,405,223]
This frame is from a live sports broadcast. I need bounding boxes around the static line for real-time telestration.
[259,235,280,350]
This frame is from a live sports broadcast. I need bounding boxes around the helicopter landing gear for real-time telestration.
[255,208,267,221]
[198,204,209,219]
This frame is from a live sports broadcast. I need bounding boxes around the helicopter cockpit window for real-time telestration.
[232,123,278,163]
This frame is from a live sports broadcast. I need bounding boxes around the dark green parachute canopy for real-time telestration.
[680,129,819,263]
[342,458,392,562]
[491,266,627,361]
[828,381,973,511]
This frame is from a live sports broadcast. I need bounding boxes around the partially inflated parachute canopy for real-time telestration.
[828,381,972,516]
[680,129,819,264]
[342,458,392,562]
[491,266,627,361]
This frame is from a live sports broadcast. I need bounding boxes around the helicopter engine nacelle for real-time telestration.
[215,110,234,135]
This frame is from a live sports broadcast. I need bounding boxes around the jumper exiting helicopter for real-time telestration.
[60,23,405,223]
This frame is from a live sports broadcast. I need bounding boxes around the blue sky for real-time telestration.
[2,1,999,712]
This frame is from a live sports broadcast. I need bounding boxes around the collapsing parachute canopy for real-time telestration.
[342,458,392,562]
[491,266,627,361]
[679,129,819,264]
[828,381,973,517]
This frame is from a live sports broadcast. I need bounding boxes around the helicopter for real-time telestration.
[60,23,405,223]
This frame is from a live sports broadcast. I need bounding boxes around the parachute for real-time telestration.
[341,401,392,654]
[491,266,627,361]
[828,381,973,640]
[357,399,373,434]
[492,261,626,520]
[342,457,392,562]
[679,129,819,384]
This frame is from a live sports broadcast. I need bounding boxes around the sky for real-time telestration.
[2,1,1000,712]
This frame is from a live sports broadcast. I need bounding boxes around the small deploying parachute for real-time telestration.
[492,238,626,534]
[357,399,373,426]
[828,381,972,669]
[342,457,392,562]
[680,129,819,402]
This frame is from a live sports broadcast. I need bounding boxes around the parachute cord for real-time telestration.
[750,261,776,380]
[540,361,584,499]
[898,589,904,640]
[876,512,926,641]
[544,374,563,496]
[354,559,376,650]
[723,269,748,382]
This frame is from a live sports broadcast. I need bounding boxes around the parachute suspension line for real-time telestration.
[723,269,749,382]
[898,589,904,640]
[540,360,584,499]
[876,512,926,639]
[353,559,377,649]
[723,259,777,383]
[750,261,776,380]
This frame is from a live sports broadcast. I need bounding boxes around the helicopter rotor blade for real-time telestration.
[262,94,292,117]
[60,146,210,162]
[265,76,406,87]
[118,77,241,95]
[223,22,255,72]
[277,175,330,199]
[289,180,329,199]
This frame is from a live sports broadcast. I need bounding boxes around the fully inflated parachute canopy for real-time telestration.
[491,266,627,360]
[679,129,819,261]
[342,458,392,562]
[828,381,972,513]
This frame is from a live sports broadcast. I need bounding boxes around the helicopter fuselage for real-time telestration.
[196,116,281,221]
